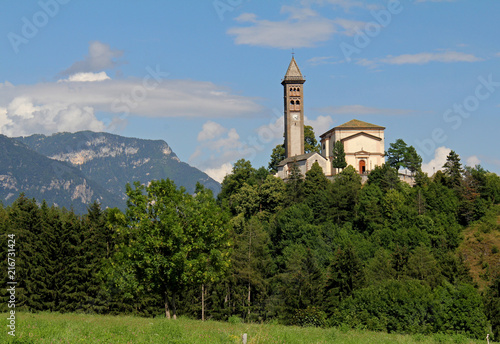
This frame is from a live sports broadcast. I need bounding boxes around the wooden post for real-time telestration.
[242,333,247,344]
[202,284,205,321]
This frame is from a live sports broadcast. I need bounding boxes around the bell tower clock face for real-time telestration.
[292,113,299,121]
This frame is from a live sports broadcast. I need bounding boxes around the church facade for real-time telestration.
[276,57,386,180]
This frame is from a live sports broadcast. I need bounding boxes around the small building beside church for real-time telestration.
[276,57,386,180]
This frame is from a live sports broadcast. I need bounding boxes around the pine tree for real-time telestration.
[324,245,364,314]
[386,139,408,171]
[331,140,347,173]
[443,150,463,188]
[8,195,49,311]
[405,146,422,174]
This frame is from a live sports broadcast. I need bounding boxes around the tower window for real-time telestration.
[296,100,300,105]
[290,100,295,105]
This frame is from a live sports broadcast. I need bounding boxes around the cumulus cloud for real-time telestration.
[58,71,111,83]
[421,146,451,175]
[203,163,234,183]
[190,122,245,182]
[305,115,334,136]
[318,104,413,116]
[466,155,481,167]
[197,121,228,141]
[0,97,105,137]
[255,116,284,145]
[61,41,124,75]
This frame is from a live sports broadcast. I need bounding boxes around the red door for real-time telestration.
[359,160,366,174]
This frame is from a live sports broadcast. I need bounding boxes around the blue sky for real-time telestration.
[1,0,499,182]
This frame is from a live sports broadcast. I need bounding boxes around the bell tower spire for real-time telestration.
[282,56,305,158]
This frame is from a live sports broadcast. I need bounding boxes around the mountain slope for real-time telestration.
[15,131,220,200]
[0,135,124,213]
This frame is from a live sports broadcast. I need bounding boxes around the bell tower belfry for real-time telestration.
[282,56,305,158]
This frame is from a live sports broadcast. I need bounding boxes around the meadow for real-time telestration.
[0,312,495,344]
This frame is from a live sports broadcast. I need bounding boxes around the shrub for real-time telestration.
[228,315,243,324]
[291,306,327,327]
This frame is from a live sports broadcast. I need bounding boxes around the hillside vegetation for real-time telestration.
[1,146,499,342]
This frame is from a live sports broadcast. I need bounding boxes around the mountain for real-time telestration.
[15,131,220,202]
[0,134,124,213]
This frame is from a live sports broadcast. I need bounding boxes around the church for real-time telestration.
[276,57,386,180]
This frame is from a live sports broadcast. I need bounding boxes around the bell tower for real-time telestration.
[282,56,305,158]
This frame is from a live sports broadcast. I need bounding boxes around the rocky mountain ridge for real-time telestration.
[0,131,220,213]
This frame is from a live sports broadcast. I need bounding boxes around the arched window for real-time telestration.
[296,100,300,105]
[290,100,295,105]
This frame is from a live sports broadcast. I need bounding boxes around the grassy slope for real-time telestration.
[458,205,500,291]
[0,312,494,344]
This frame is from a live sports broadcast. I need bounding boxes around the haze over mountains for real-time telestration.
[0,131,220,213]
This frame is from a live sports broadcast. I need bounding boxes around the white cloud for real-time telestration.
[59,72,111,83]
[0,77,262,137]
[227,5,365,49]
[318,104,413,116]
[203,163,233,183]
[190,122,245,182]
[421,146,451,175]
[305,115,334,136]
[356,51,483,68]
[0,97,105,137]
[307,56,342,66]
[197,121,228,141]
[61,41,124,75]
[381,51,482,65]
[256,117,284,145]
[332,18,365,36]
[228,7,335,49]
[466,155,481,167]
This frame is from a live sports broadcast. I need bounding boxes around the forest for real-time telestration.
[1,137,500,341]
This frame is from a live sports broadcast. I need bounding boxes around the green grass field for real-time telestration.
[0,312,494,344]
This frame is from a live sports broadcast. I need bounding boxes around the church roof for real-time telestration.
[277,152,323,167]
[337,119,385,129]
[282,57,305,83]
[320,119,385,138]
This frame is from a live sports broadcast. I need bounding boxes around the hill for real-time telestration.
[0,134,124,213]
[13,131,220,207]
